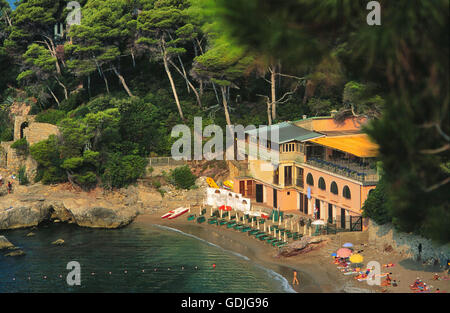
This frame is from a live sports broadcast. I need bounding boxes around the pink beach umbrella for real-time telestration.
[337,248,352,258]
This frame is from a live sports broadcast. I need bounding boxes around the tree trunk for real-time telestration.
[55,76,68,100]
[168,59,202,107]
[271,66,277,121]
[267,99,272,126]
[221,86,232,126]
[111,65,134,97]
[47,86,60,106]
[163,55,184,120]
[103,74,110,94]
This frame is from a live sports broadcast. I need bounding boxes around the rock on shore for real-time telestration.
[0,184,139,230]
[0,235,14,250]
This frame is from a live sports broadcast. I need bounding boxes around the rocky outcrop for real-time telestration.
[5,249,25,257]
[52,239,64,245]
[0,185,139,230]
[0,235,14,250]
[278,236,328,257]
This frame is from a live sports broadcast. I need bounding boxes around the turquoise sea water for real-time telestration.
[0,221,294,293]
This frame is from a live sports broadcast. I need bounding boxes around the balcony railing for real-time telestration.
[306,157,379,184]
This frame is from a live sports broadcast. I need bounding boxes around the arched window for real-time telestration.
[343,186,351,199]
[330,182,338,195]
[318,177,326,190]
[306,173,314,186]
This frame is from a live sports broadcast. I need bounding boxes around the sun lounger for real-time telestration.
[187,214,196,221]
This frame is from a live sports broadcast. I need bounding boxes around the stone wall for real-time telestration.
[368,219,450,267]
[1,115,59,180]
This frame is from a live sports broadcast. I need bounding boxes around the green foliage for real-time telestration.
[169,165,197,190]
[30,135,67,184]
[35,109,67,125]
[18,166,30,185]
[101,153,148,189]
[0,127,13,142]
[362,178,391,225]
[11,137,29,156]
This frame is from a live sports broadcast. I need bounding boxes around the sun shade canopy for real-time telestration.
[308,134,378,157]
[245,122,323,144]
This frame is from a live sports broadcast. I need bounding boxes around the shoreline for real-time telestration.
[135,212,450,294]
[135,213,359,293]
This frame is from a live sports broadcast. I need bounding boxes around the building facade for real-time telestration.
[231,116,379,228]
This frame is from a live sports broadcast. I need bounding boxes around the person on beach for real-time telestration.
[7,181,12,194]
[292,270,299,285]
[0,174,3,186]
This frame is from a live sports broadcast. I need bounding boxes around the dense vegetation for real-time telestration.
[0,1,448,241]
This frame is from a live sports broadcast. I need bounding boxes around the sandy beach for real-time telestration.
[135,210,450,294]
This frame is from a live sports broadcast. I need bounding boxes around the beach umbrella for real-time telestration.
[251,218,254,228]
[311,220,325,226]
[349,254,364,264]
[343,242,353,248]
[337,248,352,258]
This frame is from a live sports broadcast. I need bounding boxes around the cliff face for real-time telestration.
[0,184,140,230]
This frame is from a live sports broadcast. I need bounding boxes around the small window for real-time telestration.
[343,186,351,199]
[318,177,326,190]
[306,173,314,186]
[330,182,338,195]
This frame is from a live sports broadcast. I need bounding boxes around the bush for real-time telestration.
[169,165,197,190]
[0,127,13,142]
[11,138,29,156]
[362,178,391,225]
[35,109,66,125]
[102,153,148,189]
[18,166,30,185]
[30,136,67,184]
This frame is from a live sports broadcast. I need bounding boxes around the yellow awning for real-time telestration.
[309,134,378,157]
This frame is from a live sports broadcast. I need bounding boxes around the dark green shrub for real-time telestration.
[11,137,29,156]
[35,109,66,125]
[362,178,391,225]
[18,166,30,185]
[30,136,67,184]
[169,165,197,190]
[102,153,148,189]
[0,127,13,142]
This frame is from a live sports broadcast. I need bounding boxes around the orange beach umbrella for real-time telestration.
[337,248,352,258]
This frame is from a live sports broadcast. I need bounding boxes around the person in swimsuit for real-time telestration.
[292,270,299,285]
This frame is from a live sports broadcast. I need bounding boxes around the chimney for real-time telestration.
[330,110,338,117]
[302,115,307,120]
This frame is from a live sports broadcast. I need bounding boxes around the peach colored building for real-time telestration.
[232,116,379,230]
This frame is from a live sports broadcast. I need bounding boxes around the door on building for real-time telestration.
[328,204,333,224]
[284,166,293,186]
[341,208,346,229]
[299,193,303,212]
[304,196,308,214]
[315,199,321,219]
[256,184,263,203]
[239,181,245,195]
[247,180,253,197]
[273,189,277,208]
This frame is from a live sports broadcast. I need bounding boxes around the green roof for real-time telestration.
[245,122,323,144]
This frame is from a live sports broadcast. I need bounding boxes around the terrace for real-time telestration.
[305,156,379,184]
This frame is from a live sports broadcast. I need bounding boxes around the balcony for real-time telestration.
[306,157,379,184]
[296,178,304,188]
